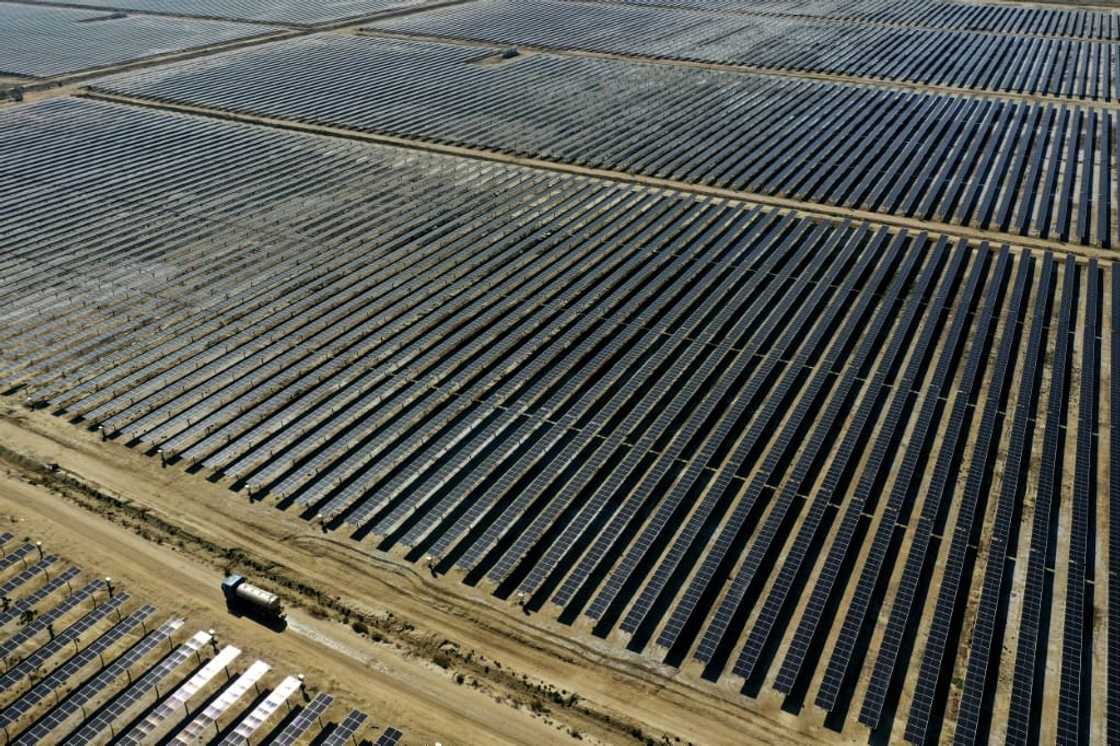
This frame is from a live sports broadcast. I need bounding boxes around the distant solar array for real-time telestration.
[94,35,1120,249]
[0,536,398,744]
[366,0,1120,102]
[18,0,437,26]
[570,0,1120,40]
[0,97,1112,744]
[0,2,281,78]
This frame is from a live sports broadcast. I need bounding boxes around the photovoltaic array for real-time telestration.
[95,35,1120,249]
[0,95,1113,743]
[0,2,281,78]
[18,0,438,26]
[569,0,1120,39]
[366,0,1120,102]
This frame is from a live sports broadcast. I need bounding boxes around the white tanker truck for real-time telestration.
[221,574,285,622]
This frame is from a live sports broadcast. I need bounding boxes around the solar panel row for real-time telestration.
[0,544,35,574]
[320,709,368,746]
[1055,259,1100,745]
[268,692,333,746]
[856,245,1005,730]
[375,726,404,746]
[113,639,235,745]
[216,673,300,745]
[171,658,268,744]
[0,574,95,659]
[756,243,979,693]
[1111,266,1120,746]
[701,233,934,671]
[1004,254,1077,745]
[0,554,58,602]
[745,240,973,687]
[19,0,436,25]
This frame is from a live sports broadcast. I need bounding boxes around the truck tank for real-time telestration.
[222,575,284,618]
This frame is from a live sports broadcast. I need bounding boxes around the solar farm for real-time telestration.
[0,0,1116,743]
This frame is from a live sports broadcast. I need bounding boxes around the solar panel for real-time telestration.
[0,544,35,574]
[0,91,1113,744]
[114,641,239,745]
[1056,259,1099,744]
[0,578,103,663]
[0,592,130,693]
[517,215,817,600]
[1111,255,1120,746]
[617,224,866,637]
[955,253,1054,746]
[1110,254,1120,745]
[582,224,852,624]
[0,555,58,603]
[216,674,301,745]
[63,629,214,745]
[736,238,964,686]
[1006,254,1077,744]
[856,245,1002,729]
[171,658,269,744]
[14,618,185,745]
[0,566,80,630]
[699,231,926,672]
[0,605,154,732]
[904,248,1025,745]
[321,709,368,746]
[655,227,896,655]
[267,692,333,746]
[375,726,404,746]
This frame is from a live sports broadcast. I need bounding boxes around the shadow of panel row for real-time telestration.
[362,0,1120,103]
[92,34,1120,249]
[0,535,401,745]
[0,98,1113,745]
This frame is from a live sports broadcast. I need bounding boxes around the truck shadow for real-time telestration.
[225,602,289,633]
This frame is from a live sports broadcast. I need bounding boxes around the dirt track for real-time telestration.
[0,402,850,745]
